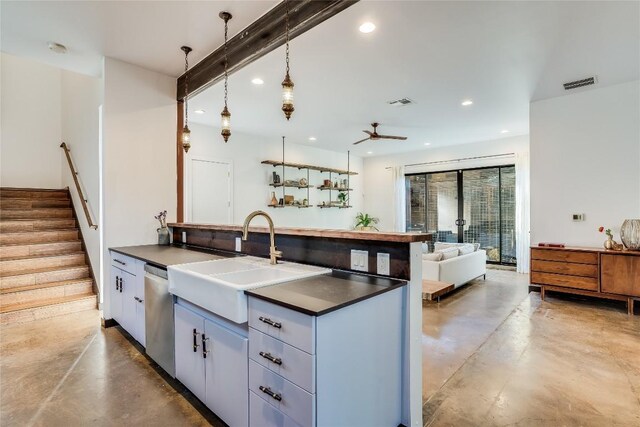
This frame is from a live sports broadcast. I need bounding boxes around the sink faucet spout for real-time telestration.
[242,210,282,265]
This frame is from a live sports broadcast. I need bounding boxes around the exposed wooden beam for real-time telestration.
[176,0,358,101]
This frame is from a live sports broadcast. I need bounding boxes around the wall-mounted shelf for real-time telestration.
[270,183,314,189]
[317,205,352,209]
[261,160,358,176]
[268,204,311,209]
[317,186,352,191]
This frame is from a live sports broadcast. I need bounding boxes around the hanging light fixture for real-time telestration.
[281,0,294,120]
[181,46,193,153]
[219,11,232,143]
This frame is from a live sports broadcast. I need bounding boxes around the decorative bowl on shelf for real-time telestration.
[620,219,640,250]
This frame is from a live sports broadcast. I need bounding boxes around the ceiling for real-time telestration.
[0,1,278,77]
[189,0,640,156]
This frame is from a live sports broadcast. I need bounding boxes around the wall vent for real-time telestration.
[563,76,597,90]
[387,97,414,106]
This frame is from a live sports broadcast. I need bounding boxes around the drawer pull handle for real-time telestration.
[259,385,282,402]
[114,259,126,266]
[259,316,282,329]
[259,351,282,365]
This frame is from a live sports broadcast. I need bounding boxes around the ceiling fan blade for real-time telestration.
[353,137,371,145]
[377,135,408,140]
[363,130,374,136]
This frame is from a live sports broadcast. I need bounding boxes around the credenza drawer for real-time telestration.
[531,259,598,278]
[250,391,301,427]
[531,271,598,291]
[531,249,597,265]
[601,254,640,297]
[249,328,315,393]
[249,360,315,427]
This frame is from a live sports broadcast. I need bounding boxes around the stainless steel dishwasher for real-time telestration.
[144,264,175,377]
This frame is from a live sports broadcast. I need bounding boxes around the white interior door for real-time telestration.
[189,159,232,224]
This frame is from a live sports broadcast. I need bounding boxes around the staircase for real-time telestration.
[0,188,97,324]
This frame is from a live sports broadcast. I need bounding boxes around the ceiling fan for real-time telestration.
[353,122,407,145]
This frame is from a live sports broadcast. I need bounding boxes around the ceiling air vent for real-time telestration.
[563,76,597,90]
[387,98,414,106]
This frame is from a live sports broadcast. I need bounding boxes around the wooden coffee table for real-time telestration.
[422,280,455,302]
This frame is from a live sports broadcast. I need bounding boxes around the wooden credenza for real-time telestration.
[531,246,640,315]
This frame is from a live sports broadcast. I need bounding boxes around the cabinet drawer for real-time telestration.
[531,260,598,278]
[250,391,301,427]
[249,360,315,427]
[531,271,598,291]
[249,298,315,354]
[531,249,597,265]
[249,328,315,393]
[601,254,640,297]
[111,252,137,275]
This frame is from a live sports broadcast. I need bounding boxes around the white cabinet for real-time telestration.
[110,252,146,347]
[248,288,404,427]
[174,302,249,427]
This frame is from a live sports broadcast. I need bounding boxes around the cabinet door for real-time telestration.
[110,265,123,324]
[134,273,146,347]
[175,304,206,402]
[601,254,640,297]
[204,318,249,427]
[120,270,138,339]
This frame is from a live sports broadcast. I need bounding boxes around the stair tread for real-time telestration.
[0,264,89,279]
[0,239,81,248]
[0,293,95,314]
[0,229,79,237]
[0,278,93,295]
[0,250,85,262]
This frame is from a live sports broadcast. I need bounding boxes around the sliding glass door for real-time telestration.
[406,165,516,265]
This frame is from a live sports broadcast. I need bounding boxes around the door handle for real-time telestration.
[192,329,200,352]
[202,334,210,358]
[115,275,119,291]
[119,277,123,293]
[455,219,460,226]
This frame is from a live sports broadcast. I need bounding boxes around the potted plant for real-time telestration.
[337,191,348,207]
[355,212,379,231]
[155,210,170,245]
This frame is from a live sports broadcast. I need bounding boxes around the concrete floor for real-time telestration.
[1,270,639,426]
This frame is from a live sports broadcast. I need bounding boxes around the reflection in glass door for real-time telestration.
[462,168,500,262]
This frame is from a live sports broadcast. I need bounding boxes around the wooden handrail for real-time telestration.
[60,142,97,229]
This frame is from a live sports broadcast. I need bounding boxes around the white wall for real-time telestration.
[187,123,364,229]
[363,135,530,231]
[530,80,640,247]
[1,53,62,188]
[102,58,176,316]
[60,70,102,286]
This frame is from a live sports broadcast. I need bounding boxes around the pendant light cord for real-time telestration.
[285,0,290,76]
[184,51,189,126]
[224,17,229,108]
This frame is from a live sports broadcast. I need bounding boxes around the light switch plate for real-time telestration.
[572,213,585,221]
[351,250,368,272]
[235,237,242,252]
[377,253,390,275]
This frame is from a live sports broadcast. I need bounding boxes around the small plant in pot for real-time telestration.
[337,191,348,207]
[155,210,170,245]
[355,212,379,231]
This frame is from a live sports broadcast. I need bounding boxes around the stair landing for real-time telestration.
[0,188,97,324]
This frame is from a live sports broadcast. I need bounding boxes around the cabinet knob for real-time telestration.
[258,316,282,329]
[259,351,282,366]
[259,385,282,402]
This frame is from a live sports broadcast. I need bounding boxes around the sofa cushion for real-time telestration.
[458,244,475,255]
[434,242,460,251]
[473,243,481,252]
[422,252,443,261]
[435,247,458,260]
[422,242,430,254]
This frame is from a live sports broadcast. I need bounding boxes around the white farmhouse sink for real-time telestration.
[167,256,331,323]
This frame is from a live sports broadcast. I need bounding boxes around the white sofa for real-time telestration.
[422,243,487,289]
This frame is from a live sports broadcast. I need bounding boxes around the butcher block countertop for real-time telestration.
[169,223,431,243]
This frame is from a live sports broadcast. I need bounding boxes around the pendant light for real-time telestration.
[220,11,232,143]
[181,46,193,153]
[281,0,294,120]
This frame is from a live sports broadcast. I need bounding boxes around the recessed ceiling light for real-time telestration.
[308,137,317,141]
[194,109,205,114]
[461,99,473,106]
[501,129,509,134]
[367,151,373,154]
[424,142,431,146]
[251,78,264,85]
[359,22,376,33]
[48,41,67,54]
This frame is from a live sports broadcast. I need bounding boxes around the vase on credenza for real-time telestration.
[603,235,615,250]
[620,219,640,250]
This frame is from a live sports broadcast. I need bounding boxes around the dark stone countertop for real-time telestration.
[245,270,407,316]
[109,244,240,269]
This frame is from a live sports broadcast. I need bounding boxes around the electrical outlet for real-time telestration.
[350,250,368,272]
[572,213,585,221]
[377,253,390,275]
[235,237,242,252]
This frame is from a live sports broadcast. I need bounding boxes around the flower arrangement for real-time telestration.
[155,210,168,229]
[598,226,613,239]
